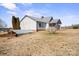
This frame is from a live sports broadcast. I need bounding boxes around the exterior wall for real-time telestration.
[46,23,49,30]
[20,17,37,31]
[48,23,61,30]
[56,24,61,30]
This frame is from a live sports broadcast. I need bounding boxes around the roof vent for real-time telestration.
[41,16,44,18]
[51,17,53,19]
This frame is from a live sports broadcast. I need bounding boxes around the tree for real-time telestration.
[48,26,57,33]
[72,24,79,29]
[12,16,20,30]
[0,19,7,28]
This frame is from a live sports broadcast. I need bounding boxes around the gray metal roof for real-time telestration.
[11,30,33,35]
[21,15,61,24]
[50,19,62,24]
[21,15,53,23]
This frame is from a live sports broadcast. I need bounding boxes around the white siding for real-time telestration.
[46,23,49,30]
[20,17,36,31]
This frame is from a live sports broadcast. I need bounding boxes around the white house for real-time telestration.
[20,15,62,32]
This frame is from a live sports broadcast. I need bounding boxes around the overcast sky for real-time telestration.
[0,3,79,27]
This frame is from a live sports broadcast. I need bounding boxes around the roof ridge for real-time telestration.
[20,15,39,22]
[20,15,54,23]
[20,15,27,22]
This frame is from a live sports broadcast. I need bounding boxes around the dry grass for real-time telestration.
[0,29,79,56]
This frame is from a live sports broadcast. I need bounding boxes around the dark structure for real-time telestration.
[12,16,20,30]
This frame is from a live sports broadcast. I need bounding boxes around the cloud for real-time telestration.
[24,10,43,17]
[62,14,79,26]
[7,11,16,15]
[62,15,79,21]
[21,3,32,6]
[0,3,17,10]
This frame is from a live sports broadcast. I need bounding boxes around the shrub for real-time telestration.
[72,24,79,29]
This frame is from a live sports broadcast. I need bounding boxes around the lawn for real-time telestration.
[0,29,79,56]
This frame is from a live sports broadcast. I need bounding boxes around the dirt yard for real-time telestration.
[0,29,79,56]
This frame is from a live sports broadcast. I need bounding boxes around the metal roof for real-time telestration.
[21,15,61,24]
[50,19,62,24]
[21,15,53,23]
[11,30,33,35]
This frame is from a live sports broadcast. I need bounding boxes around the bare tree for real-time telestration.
[12,16,20,30]
[48,27,57,33]
[0,19,7,28]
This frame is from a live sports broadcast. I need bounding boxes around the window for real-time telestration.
[49,23,56,27]
[38,22,46,28]
[52,23,56,26]
[39,23,42,27]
